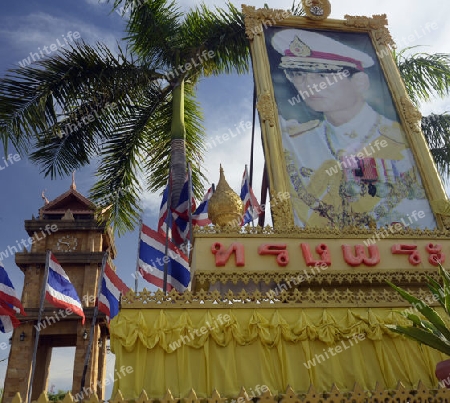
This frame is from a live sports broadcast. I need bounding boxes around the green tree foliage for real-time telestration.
[395,48,450,179]
[0,0,250,234]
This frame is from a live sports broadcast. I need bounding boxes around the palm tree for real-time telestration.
[3,1,448,236]
[0,0,250,234]
[395,48,450,179]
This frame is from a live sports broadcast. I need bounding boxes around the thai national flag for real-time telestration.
[157,183,170,237]
[171,173,196,245]
[192,187,213,227]
[0,304,20,333]
[46,253,85,324]
[138,223,190,292]
[240,166,261,225]
[98,263,130,321]
[0,264,26,316]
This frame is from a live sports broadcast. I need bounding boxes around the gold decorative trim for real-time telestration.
[344,14,395,48]
[431,199,450,216]
[256,93,276,127]
[26,383,450,402]
[193,269,440,286]
[270,191,295,230]
[345,14,389,30]
[302,0,331,20]
[121,282,438,309]
[400,96,422,134]
[441,216,450,231]
[194,224,450,238]
[429,200,450,230]
[242,5,292,40]
[246,7,449,232]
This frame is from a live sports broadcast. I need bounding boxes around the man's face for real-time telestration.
[287,71,365,114]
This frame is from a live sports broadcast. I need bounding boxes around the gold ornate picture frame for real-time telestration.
[243,5,448,231]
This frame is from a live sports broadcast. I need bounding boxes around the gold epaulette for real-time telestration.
[379,121,404,144]
[288,119,321,137]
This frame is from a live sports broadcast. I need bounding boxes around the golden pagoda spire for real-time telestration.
[207,165,243,226]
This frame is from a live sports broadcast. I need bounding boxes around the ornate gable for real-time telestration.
[39,176,95,219]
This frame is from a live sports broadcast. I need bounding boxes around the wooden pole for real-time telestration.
[27,250,51,403]
[134,219,143,293]
[163,171,172,294]
[80,251,108,394]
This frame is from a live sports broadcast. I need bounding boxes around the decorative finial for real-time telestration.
[208,165,243,227]
[41,190,49,205]
[71,171,76,190]
[302,0,331,20]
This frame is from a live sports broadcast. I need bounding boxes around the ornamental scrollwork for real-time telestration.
[344,14,395,48]
[193,269,440,287]
[302,0,331,20]
[242,5,292,40]
[270,190,295,231]
[400,96,422,134]
[256,93,276,127]
[194,223,450,238]
[120,282,438,309]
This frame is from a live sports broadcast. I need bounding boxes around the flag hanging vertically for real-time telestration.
[240,165,262,225]
[138,223,190,292]
[98,263,130,321]
[0,304,20,333]
[192,187,213,227]
[46,253,85,324]
[157,182,170,237]
[171,174,196,245]
[0,264,26,316]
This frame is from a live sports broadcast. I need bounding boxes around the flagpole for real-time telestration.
[134,218,143,293]
[163,169,172,294]
[249,83,257,189]
[187,163,194,249]
[27,249,51,403]
[80,251,109,394]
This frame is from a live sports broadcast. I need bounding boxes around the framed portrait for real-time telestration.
[243,6,448,231]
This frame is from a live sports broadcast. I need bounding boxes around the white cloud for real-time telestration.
[0,12,120,66]
[2,0,450,394]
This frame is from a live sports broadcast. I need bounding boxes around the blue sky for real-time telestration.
[0,0,450,397]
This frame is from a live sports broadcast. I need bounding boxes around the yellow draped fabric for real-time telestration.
[109,308,446,399]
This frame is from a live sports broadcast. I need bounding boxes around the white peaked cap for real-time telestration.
[271,28,374,72]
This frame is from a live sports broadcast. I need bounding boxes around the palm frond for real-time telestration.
[180,3,250,77]
[290,1,305,16]
[30,128,101,178]
[387,325,450,356]
[386,280,450,341]
[395,48,450,105]
[421,113,450,178]
[90,84,173,234]
[120,0,184,67]
[0,41,163,155]
[387,264,450,356]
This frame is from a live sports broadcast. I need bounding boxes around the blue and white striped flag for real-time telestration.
[138,223,190,292]
[46,253,85,324]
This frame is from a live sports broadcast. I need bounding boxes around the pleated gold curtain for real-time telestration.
[110,308,446,399]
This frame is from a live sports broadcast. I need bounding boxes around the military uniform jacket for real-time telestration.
[279,103,436,229]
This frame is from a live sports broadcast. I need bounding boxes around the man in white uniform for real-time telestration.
[271,29,436,229]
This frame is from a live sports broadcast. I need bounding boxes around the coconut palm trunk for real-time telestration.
[0,0,251,234]
[170,79,187,208]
